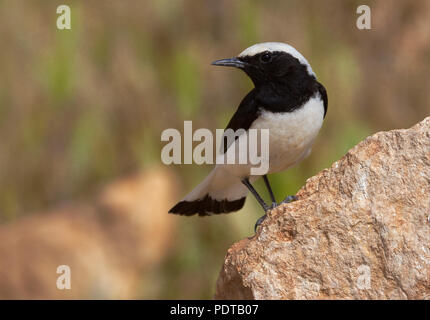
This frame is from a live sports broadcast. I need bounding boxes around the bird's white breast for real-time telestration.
[250,95,325,174]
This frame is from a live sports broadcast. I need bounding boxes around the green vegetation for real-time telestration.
[1,0,428,299]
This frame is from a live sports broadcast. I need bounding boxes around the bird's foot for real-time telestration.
[268,196,298,210]
[254,214,267,233]
[281,195,298,204]
[254,197,297,233]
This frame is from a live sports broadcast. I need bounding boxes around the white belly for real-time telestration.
[218,95,325,177]
[250,95,325,174]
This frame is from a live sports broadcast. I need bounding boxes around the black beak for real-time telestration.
[211,57,247,69]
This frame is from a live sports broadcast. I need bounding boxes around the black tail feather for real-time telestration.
[168,195,246,216]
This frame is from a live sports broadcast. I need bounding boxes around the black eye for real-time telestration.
[260,52,272,63]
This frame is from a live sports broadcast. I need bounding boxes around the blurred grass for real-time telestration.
[169,49,202,118]
[0,0,429,299]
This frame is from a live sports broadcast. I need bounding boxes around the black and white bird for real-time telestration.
[169,42,327,231]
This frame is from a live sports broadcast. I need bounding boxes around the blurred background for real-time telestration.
[0,0,429,299]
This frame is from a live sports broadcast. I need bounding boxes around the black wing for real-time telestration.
[316,81,328,118]
[222,89,260,153]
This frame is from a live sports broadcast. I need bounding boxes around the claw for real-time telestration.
[254,196,298,233]
[254,214,267,233]
[281,195,298,204]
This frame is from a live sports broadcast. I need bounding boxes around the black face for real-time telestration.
[211,49,325,114]
[212,49,327,116]
[238,51,314,86]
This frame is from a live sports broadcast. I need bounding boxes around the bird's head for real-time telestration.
[212,42,315,88]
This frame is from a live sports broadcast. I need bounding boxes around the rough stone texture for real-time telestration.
[215,117,430,300]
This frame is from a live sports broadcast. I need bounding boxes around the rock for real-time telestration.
[215,117,430,300]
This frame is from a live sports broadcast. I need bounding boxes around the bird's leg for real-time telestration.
[241,178,270,232]
[263,175,277,209]
[262,175,297,208]
[241,178,269,212]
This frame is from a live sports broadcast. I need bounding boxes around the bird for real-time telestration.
[169,42,327,231]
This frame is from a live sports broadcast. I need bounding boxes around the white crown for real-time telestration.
[238,42,315,77]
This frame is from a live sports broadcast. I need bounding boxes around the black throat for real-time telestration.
[239,51,327,116]
[253,71,321,114]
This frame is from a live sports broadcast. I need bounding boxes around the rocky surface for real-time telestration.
[215,117,430,299]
